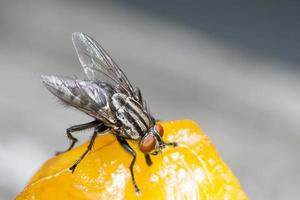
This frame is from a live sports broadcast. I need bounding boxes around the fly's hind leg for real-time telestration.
[56,120,99,155]
[69,123,107,173]
[117,136,140,194]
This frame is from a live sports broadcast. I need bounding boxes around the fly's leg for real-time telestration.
[117,136,140,194]
[144,154,152,166]
[69,124,107,173]
[56,120,99,155]
[165,142,178,147]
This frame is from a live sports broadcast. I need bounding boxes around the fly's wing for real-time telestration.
[41,75,117,125]
[72,32,154,120]
[72,32,143,103]
[72,33,133,93]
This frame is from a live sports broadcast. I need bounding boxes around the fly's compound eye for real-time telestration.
[155,124,164,137]
[139,135,156,153]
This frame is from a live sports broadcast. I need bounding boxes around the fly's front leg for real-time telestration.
[144,154,152,166]
[56,120,100,155]
[116,136,140,194]
[69,123,107,173]
[165,142,178,147]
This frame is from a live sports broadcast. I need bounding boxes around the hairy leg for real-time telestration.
[69,123,107,172]
[56,120,100,155]
[117,136,140,194]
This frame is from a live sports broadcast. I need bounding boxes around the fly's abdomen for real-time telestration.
[112,93,151,139]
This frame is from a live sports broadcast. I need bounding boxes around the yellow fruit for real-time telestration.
[16,120,247,200]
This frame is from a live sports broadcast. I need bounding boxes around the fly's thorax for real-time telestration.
[111,93,127,111]
[111,93,152,139]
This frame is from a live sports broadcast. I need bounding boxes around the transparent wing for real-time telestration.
[41,75,117,125]
[72,32,135,97]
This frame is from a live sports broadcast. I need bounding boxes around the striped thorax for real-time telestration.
[112,93,152,140]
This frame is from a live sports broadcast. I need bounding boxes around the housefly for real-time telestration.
[41,32,177,194]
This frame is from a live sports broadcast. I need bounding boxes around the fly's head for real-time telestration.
[139,124,165,155]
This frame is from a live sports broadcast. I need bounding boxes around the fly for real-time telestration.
[41,32,177,194]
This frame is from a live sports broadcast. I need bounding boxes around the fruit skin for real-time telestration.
[16,120,247,200]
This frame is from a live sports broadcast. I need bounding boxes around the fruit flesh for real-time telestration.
[16,120,247,200]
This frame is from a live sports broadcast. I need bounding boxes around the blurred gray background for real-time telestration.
[0,0,299,199]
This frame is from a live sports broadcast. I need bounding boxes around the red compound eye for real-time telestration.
[139,135,156,153]
[155,124,164,137]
